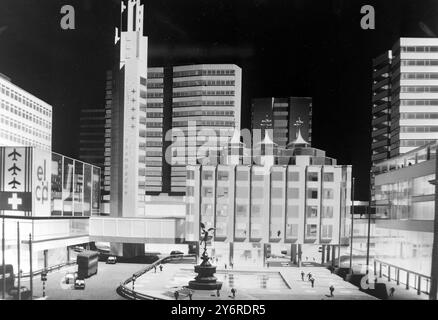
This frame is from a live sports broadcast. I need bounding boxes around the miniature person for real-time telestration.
[329,285,335,297]
[231,288,236,298]
[389,287,395,297]
[174,291,179,300]
[159,265,163,272]
[310,277,315,288]
[301,271,305,281]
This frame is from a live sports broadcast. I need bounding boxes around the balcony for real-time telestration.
[371,127,389,138]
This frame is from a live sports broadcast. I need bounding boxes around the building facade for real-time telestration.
[372,38,438,171]
[170,64,242,194]
[251,97,312,147]
[185,131,351,267]
[0,146,101,274]
[0,73,52,151]
[110,0,148,217]
[371,51,392,166]
[372,142,438,299]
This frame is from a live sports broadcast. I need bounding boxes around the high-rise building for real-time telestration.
[110,0,148,217]
[371,38,438,171]
[371,51,392,166]
[170,64,242,194]
[0,73,52,151]
[78,108,106,168]
[251,97,312,147]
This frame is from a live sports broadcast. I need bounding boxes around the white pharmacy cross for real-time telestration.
[8,193,22,210]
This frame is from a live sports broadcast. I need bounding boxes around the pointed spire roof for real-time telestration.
[287,127,310,148]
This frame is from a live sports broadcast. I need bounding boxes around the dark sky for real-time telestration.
[1,0,438,199]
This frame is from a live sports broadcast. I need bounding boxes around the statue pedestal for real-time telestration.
[188,264,222,290]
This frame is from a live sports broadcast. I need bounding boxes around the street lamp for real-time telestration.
[349,177,355,274]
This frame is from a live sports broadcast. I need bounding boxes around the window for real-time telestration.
[202,171,214,180]
[307,172,318,181]
[322,206,334,218]
[271,187,283,199]
[217,187,229,198]
[306,224,317,238]
[252,187,264,198]
[321,225,333,239]
[306,206,318,218]
[307,188,318,199]
[202,187,213,197]
[271,172,283,181]
[287,205,300,218]
[288,171,299,181]
[287,188,300,199]
[323,172,334,182]
[251,205,261,217]
[323,188,334,199]
[236,186,249,198]
[236,205,247,215]
[217,171,229,181]
[286,224,298,238]
[236,171,249,181]
[187,186,195,196]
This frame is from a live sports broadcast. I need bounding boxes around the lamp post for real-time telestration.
[2,215,5,299]
[349,177,355,274]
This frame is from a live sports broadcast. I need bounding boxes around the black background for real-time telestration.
[1,0,438,200]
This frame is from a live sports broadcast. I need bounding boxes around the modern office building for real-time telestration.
[170,64,242,194]
[0,146,101,273]
[371,51,393,166]
[372,142,438,299]
[185,130,352,267]
[0,73,52,151]
[371,38,438,170]
[78,108,106,168]
[251,97,312,147]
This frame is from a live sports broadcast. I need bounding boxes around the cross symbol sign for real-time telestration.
[8,193,22,210]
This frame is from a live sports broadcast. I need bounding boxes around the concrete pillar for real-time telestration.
[290,244,297,264]
[326,245,331,264]
[321,245,325,264]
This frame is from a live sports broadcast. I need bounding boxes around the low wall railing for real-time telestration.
[117,254,197,300]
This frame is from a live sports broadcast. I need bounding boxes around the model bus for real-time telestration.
[77,251,98,279]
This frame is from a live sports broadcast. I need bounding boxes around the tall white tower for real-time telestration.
[111,0,148,217]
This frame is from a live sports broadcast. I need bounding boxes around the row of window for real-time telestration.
[401,46,438,53]
[0,84,51,117]
[400,86,438,93]
[173,100,235,107]
[401,60,438,66]
[173,69,236,78]
[173,110,235,117]
[400,73,438,80]
[146,112,163,118]
[173,90,235,98]
[173,80,235,88]
[0,128,50,150]
[146,72,164,79]
[400,126,438,133]
[147,82,164,89]
[400,139,436,147]
[399,99,438,106]
[1,99,51,129]
[172,120,235,127]
[0,115,51,141]
[400,112,438,119]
